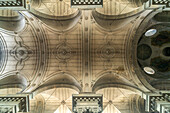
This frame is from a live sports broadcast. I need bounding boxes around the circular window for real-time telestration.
[145,29,157,37]
[143,67,155,75]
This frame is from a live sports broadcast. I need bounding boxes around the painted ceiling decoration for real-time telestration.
[0,0,169,113]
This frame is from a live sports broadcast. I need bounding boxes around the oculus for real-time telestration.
[144,67,155,75]
[145,29,157,37]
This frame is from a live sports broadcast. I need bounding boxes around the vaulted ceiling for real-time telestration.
[0,0,169,113]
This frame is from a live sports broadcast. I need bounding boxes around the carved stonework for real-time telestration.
[146,93,170,113]
[0,0,24,7]
[0,94,31,113]
[152,0,170,8]
[0,0,26,10]
[0,3,169,113]
[0,106,14,113]
[10,36,33,71]
[71,0,103,8]
[72,94,103,113]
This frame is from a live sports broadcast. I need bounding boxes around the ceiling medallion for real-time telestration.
[97,42,115,60]
[11,45,28,61]
[53,42,76,62]
[10,37,33,71]
[10,43,32,62]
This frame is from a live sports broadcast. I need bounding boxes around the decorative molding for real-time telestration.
[0,0,23,7]
[0,0,26,10]
[71,0,103,8]
[145,0,170,9]
[10,36,33,71]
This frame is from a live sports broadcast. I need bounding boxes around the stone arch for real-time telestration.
[0,74,28,91]
[33,72,81,96]
[92,71,142,93]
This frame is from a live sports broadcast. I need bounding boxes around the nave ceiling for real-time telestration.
[0,0,169,113]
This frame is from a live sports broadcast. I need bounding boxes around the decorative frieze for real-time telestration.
[152,0,170,7]
[145,0,170,10]
[0,0,25,9]
[71,0,103,8]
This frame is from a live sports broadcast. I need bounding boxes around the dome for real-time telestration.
[137,24,170,79]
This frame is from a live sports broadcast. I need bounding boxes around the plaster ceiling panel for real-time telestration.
[90,29,126,79]
[41,25,82,82]
[9,31,37,81]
